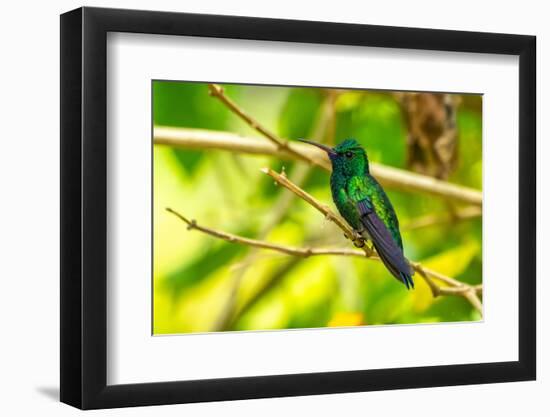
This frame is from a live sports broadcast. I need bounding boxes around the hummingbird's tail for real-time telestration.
[374,242,414,290]
[399,272,415,290]
[356,199,415,290]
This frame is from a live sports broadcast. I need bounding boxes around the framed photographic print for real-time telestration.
[60,6,536,409]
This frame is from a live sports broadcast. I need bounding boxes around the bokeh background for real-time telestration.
[153,81,482,334]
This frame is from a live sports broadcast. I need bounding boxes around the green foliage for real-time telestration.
[153,81,483,334]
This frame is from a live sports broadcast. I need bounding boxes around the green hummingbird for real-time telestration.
[299,138,414,289]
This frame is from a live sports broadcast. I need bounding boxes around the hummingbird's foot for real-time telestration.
[352,238,366,248]
[347,229,366,248]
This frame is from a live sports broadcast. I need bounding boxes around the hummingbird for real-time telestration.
[299,138,414,289]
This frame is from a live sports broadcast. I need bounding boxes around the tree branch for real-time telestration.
[154,125,482,206]
[259,167,368,250]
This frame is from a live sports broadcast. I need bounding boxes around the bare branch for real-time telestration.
[208,84,322,167]
[154,125,482,206]
[166,207,369,259]
[463,289,483,313]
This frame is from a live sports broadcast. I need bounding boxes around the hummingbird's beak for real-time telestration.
[297,139,336,156]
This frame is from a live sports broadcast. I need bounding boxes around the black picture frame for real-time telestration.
[60,6,536,410]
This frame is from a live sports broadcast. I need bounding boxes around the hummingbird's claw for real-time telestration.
[353,239,366,248]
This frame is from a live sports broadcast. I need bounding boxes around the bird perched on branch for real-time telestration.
[299,138,414,289]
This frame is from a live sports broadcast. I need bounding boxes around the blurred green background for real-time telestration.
[153,81,482,334]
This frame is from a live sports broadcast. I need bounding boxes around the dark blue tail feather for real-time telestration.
[400,272,414,290]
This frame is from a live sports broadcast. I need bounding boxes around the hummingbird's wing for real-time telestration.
[356,199,414,289]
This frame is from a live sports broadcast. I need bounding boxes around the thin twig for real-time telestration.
[166,208,369,258]
[259,167,369,251]
[261,168,483,315]
[474,284,483,295]
[208,84,321,167]
[154,125,482,206]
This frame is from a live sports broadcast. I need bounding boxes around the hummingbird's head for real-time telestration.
[299,138,369,177]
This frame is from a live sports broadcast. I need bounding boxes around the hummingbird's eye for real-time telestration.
[345,151,353,158]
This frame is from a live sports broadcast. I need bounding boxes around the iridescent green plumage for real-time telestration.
[300,138,414,289]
